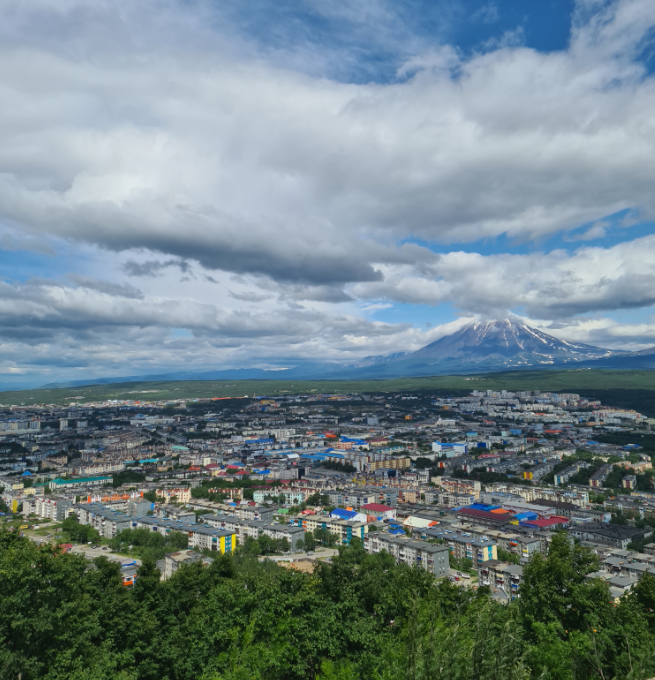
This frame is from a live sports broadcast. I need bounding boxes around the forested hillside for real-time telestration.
[2,530,655,679]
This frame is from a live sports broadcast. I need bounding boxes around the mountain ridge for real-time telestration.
[39,319,655,389]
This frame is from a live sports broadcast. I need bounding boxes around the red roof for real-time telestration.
[361,503,394,512]
[457,508,509,522]
[522,516,568,528]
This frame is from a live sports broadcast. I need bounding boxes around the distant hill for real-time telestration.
[40,318,655,389]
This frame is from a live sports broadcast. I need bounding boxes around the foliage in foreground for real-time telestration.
[2,531,655,679]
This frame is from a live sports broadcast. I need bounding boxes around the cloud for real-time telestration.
[67,273,143,299]
[229,290,275,302]
[565,221,609,241]
[122,258,191,277]
[1,0,655,382]
[472,2,499,25]
[0,233,56,257]
[351,234,655,320]
[0,277,438,377]
[0,0,654,290]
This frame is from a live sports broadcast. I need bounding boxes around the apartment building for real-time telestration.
[49,476,112,490]
[446,534,497,564]
[235,505,278,523]
[477,560,524,598]
[203,515,305,551]
[522,462,554,482]
[554,466,578,485]
[155,488,191,503]
[623,475,637,490]
[589,465,613,489]
[301,515,367,544]
[569,522,651,549]
[365,533,449,578]
[252,490,305,505]
[72,503,132,538]
[36,495,73,522]
[438,491,477,507]
[187,525,237,553]
[437,476,481,500]
[163,550,214,580]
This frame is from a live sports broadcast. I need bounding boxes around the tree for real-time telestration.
[304,531,316,551]
[497,547,520,565]
[61,515,101,544]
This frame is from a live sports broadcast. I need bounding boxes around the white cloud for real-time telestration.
[0,0,655,381]
[565,221,609,241]
[352,234,655,320]
[1,0,655,282]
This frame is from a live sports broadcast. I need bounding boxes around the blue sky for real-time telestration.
[1,0,655,389]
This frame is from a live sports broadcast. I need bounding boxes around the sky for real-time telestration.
[2,0,655,389]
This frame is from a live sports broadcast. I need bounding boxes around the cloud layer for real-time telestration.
[1,0,655,383]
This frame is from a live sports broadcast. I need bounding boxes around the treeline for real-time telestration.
[4,531,655,679]
[61,515,101,544]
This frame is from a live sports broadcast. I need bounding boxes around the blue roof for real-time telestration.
[21,470,32,476]
[331,508,358,520]
[389,528,406,535]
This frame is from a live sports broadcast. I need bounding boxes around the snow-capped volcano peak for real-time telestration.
[406,318,621,368]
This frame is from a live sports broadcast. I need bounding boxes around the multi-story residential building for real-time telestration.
[554,466,578,485]
[623,475,637,489]
[235,505,278,523]
[367,457,411,472]
[437,476,481,500]
[154,505,196,522]
[187,525,237,553]
[568,522,651,549]
[446,534,497,564]
[163,550,214,580]
[365,533,449,578]
[49,476,112,491]
[477,560,524,598]
[36,495,73,521]
[127,499,153,517]
[300,515,367,544]
[155,488,191,503]
[72,462,126,476]
[252,490,305,505]
[72,503,131,538]
[262,523,305,551]
[203,515,305,551]
[589,465,613,489]
[438,491,476,507]
[522,462,555,482]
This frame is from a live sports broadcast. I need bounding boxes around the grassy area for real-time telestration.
[0,369,654,407]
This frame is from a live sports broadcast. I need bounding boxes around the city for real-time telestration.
[3,387,654,605]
